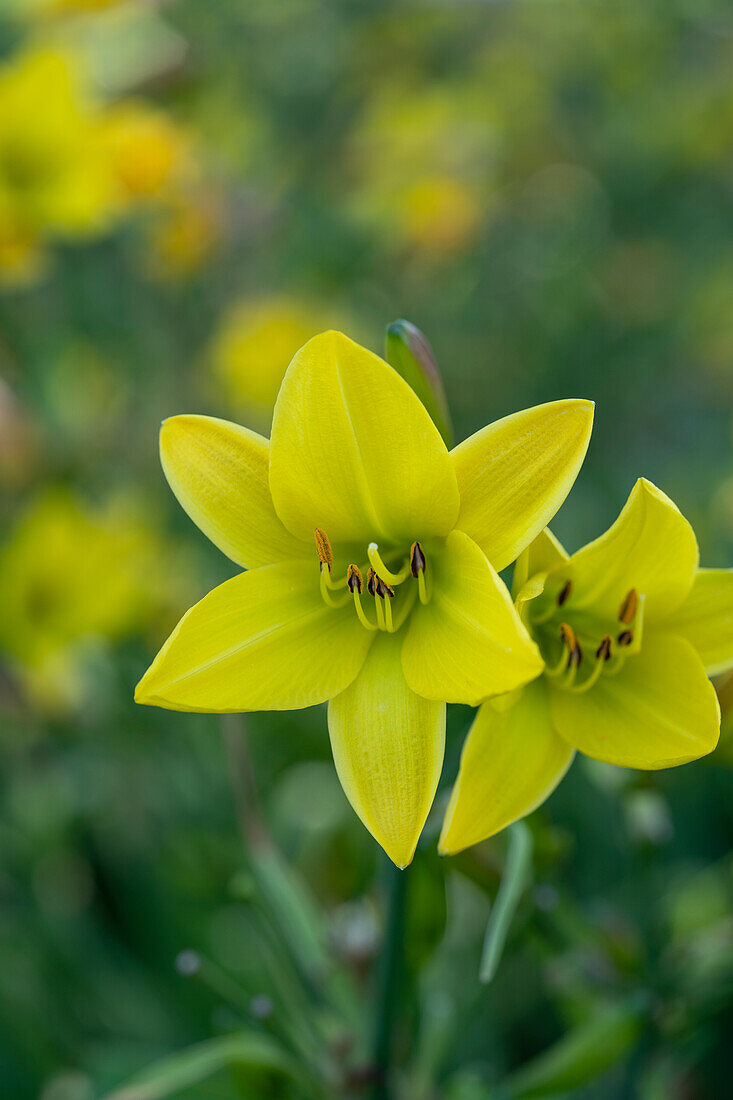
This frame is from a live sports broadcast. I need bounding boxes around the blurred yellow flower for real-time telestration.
[146,189,221,280]
[348,84,493,256]
[30,0,125,12]
[399,175,482,255]
[0,48,115,280]
[102,101,189,204]
[0,45,193,286]
[0,488,194,712]
[210,298,337,420]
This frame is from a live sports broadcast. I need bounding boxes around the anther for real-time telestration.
[558,621,582,670]
[348,564,378,631]
[367,567,377,597]
[410,541,426,577]
[595,635,613,662]
[557,579,573,606]
[314,528,333,574]
[618,588,638,625]
[375,576,395,600]
[617,629,633,647]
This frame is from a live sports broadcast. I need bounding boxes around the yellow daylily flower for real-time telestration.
[441,479,729,856]
[135,330,594,867]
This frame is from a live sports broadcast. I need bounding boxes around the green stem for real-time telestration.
[371,858,409,1099]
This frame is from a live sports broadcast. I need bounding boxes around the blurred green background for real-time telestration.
[2,1,733,1098]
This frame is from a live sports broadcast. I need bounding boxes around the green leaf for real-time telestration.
[102,1032,310,1100]
[480,822,533,984]
[505,997,646,1098]
[247,843,330,983]
[385,320,453,447]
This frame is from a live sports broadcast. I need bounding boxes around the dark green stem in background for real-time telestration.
[371,858,409,1100]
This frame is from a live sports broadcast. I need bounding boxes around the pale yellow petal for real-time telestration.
[550,633,719,769]
[401,530,544,705]
[663,569,733,675]
[560,479,698,621]
[269,331,460,545]
[439,680,573,855]
[135,562,372,712]
[328,633,445,868]
[160,414,310,568]
[451,400,594,572]
[512,527,569,597]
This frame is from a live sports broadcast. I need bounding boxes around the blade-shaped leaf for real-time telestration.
[102,1032,310,1100]
[480,821,533,983]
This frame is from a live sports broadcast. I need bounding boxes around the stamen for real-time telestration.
[546,622,579,678]
[569,639,583,669]
[618,588,638,625]
[320,568,349,608]
[367,568,386,629]
[617,629,634,647]
[570,639,611,694]
[391,583,418,632]
[314,528,333,574]
[410,541,426,577]
[367,542,411,585]
[557,580,573,606]
[348,564,378,631]
[375,576,395,600]
[347,564,363,593]
[559,622,577,653]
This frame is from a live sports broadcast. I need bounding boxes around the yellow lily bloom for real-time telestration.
[135,331,594,867]
[440,479,729,855]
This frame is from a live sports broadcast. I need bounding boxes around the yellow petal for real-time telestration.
[451,400,594,572]
[439,680,573,855]
[328,632,445,868]
[135,562,372,712]
[401,530,544,705]
[269,331,460,545]
[663,569,733,675]
[512,527,569,597]
[550,633,720,769]
[560,479,698,621]
[512,528,569,626]
[160,415,310,569]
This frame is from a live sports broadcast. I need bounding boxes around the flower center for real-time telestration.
[314,528,430,633]
[530,581,643,693]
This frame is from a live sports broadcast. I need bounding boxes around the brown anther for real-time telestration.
[557,580,573,607]
[618,588,638,624]
[595,635,613,662]
[559,622,577,651]
[410,541,427,576]
[375,576,395,600]
[347,564,363,594]
[560,622,582,668]
[367,567,377,597]
[617,629,634,647]
[314,528,333,573]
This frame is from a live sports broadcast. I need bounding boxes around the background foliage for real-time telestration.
[2,2,733,1098]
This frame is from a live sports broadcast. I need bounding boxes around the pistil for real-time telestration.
[368,542,411,585]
